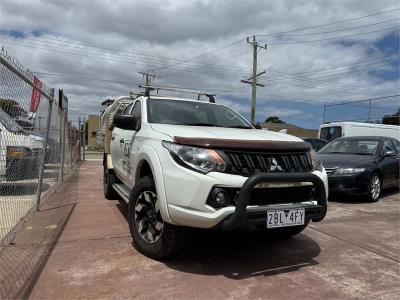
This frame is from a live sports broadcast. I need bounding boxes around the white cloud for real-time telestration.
[0,0,398,126]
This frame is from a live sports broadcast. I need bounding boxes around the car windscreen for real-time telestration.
[147,99,252,129]
[319,139,379,155]
[320,126,342,141]
[0,108,25,133]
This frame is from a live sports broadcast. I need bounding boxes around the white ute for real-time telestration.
[0,108,43,181]
[100,90,328,259]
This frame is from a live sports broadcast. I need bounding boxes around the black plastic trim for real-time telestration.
[220,172,327,230]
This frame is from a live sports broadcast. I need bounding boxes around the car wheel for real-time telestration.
[128,176,186,259]
[367,173,382,203]
[103,168,118,200]
[256,220,310,239]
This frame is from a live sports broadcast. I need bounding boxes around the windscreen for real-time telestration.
[0,108,25,133]
[320,126,342,141]
[319,138,379,155]
[147,99,252,129]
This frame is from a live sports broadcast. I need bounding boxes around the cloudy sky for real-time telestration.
[0,0,399,128]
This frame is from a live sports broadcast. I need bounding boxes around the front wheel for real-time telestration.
[366,173,382,203]
[128,176,186,259]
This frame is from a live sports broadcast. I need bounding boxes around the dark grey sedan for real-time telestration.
[318,136,399,202]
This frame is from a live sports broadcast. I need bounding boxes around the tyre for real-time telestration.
[257,220,310,239]
[103,168,118,200]
[366,173,382,203]
[128,176,185,259]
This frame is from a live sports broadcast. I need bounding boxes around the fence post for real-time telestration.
[59,109,66,182]
[82,118,86,161]
[36,89,54,211]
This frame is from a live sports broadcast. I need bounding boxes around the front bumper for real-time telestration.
[165,159,328,228]
[328,172,370,194]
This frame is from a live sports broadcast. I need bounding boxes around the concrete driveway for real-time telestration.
[2,160,398,299]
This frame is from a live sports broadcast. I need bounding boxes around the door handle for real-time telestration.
[119,139,124,144]
[111,135,115,141]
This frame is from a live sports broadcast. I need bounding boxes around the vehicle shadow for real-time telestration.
[165,228,320,280]
[112,196,321,280]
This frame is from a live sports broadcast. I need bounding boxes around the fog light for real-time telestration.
[215,192,226,206]
[207,188,232,208]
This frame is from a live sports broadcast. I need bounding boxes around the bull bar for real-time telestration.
[220,172,327,230]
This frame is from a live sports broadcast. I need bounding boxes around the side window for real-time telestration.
[123,103,134,114]
[381,139,396,156]
[391,139,400,154]
[131,101,142,130]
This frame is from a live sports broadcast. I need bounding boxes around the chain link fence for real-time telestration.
[0,47,80,249]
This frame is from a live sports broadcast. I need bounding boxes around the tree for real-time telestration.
[265,116,285,123]
[0,98,27,117]
[382,108,400,125]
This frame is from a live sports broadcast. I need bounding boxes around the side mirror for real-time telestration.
[113,114,138,130]
[252,122,262,129]
[384,150,397,157]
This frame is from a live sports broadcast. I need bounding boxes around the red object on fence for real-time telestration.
[30,77,42,112]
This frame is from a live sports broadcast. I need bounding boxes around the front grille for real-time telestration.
[248,185,315,206]
[220,150,312,176]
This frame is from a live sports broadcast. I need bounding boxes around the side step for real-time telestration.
[112,183,130,203]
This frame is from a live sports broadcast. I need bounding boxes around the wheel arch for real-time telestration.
[134,146,173,224]
[103,153,114,170]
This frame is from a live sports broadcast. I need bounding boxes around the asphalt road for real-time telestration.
[2,160,399,299]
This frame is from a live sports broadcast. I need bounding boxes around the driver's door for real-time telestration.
[379,139,399,187]
[111,102,133,181]
[118,100,142,184]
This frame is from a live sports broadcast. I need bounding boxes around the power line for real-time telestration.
[32,70,398,109]
[149,38,245,71]
[255,7,400,37]
[324,94,400,106]
[294,55,399,76]
[266,26,399,45]
[279,17,400,37]
[0,39,252,77]
[0,35,251,73]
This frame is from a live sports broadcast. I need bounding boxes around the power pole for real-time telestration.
[138,71,155,85]
[138,71,155,96]
[82,117,86,161]
[241,36,267,123]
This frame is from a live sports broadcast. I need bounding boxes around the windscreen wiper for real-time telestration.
[181,123,218,127]
[227,125,252,129]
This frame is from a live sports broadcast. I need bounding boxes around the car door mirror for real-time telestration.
[251,122,262,129]
[383,150,397,157]
[113,114,137,130]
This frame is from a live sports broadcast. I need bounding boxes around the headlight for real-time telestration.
[309,150,323,172]
[7,147,30,158]
[162,141,226,174]
[335,168,365,174]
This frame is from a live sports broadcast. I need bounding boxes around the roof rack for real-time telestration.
[138,84,216,103]
[129,91,145,99]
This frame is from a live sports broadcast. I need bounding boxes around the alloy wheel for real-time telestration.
[370,175,381,200]
[134,191,164,243]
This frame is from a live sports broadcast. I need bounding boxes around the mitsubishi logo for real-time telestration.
[270,157,283,172]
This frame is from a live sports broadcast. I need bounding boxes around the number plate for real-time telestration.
[266,209,305,228]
